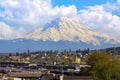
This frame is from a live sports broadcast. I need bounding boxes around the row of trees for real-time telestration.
[86,51,120,80]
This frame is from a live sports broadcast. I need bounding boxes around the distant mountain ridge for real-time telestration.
[0,39,120,53]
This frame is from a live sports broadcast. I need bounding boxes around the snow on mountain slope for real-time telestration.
[26,17,120,45]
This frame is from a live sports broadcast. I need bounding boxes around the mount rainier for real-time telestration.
[0,17,120,52]
[26,17,120,45]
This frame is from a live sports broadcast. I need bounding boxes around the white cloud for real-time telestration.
[74,4,120,37]
[0,22,15,39]
[0,0,77,31]
[53,5,77,17]
[0,22,25,39]
[103,0,120,14]
[0,0,52,29]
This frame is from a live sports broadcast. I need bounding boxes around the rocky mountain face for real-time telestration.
[26,17,120,46]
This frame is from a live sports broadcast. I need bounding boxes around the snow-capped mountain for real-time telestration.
[26,17,120,46]
[1,17,120,53]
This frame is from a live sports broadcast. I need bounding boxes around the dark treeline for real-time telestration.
[6,46,120,56]
[7,48,90,57]
[98,47,120,55]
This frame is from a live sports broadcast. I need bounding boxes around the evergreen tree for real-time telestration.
[27,49,30,56]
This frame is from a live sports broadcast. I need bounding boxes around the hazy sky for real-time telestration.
[0,0,120,39]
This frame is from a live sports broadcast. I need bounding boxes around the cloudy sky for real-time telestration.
[0,0,120,39]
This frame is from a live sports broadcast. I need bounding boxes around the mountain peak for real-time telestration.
[43,16,76,31]
[26,17,120,45]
